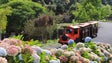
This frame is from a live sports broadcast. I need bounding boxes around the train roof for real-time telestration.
[89,21,98,24]
[69,25,80,28]
[78,23,90,27]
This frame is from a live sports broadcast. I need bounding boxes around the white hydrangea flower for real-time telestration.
[69,51,75,56]
[60,45,68,50]
[86,47,92,52]
[64,51,75,57]
[109,48,112,53]
[76,42,85,49]
[55,48,64,54]
[0,57,7,63]
[83,58,90,63]
[99,52,105,56]
[49,59,60,63]
[103,50,109,56]
[79,47,90,53]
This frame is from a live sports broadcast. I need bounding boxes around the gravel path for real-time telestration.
[93,21,112,44]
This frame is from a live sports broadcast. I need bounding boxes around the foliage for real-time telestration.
[24,11,57,42]
[24,19,36,37]
[85,42,97,50]
[71,3,90,22]
[81,51,90,59]
[102,0,112,5]
[39,52,48,63]
[9,0,32,1]
[34,14,56,42]
[27,39,42,46]
[71,0,112,22]
[0,0,8,5]
[0,7,12,31]
[0,0,46,33]
[1,37,112,63]
[85,42,100,55]
[9,35,23,40]
[107,0,112,5]
[100,4,112,19]
[22,53,34,63]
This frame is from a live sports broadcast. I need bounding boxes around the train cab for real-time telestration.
[59,25,80,44]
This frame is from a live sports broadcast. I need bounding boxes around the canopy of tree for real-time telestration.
[0,7,12,31]
[0,1,46,33]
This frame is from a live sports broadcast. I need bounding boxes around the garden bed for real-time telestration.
[0,38,112,63]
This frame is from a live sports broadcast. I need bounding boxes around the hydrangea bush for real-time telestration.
[0,38,112,63]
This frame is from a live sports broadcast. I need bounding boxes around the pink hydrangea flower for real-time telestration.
[2,38,10,44]
[10,38,22,45]
[0,42,10,49]
[0,40,2,42]
[2,38,22,46]
[22,45,34,54]
[0,57,7,63]
[6,45,20,56]
[59,56,68,62]
[70,55,79,62]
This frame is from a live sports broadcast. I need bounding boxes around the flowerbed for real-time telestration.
[0,38,112,63]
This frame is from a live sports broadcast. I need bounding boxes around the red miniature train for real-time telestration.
[58,21,98,44]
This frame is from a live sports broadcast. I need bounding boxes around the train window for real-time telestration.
[66,29,72,33]
[74,28,78,34]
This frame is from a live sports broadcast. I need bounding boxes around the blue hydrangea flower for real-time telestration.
[103,50,109,55]
[96,58,100,62]
[43,50,51,55]
[90,61,95,63]
[73,48,78,51]
[68,39,74,44]
[0,47,7,56]
[18,54,23,60]
[32,53,40,63]
[104,57,108,61]
[31,46,42,54]
[85,37,92,42]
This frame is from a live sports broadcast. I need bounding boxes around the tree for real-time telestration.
[0,0,8,5]
[71,0,112,22]
[0,1,46,33]
[24,13,56,43]
[0,7,12,39]
[107,0,112,5]
[0,7,12,31]
[100,4,112,19]
[71,3,89,22]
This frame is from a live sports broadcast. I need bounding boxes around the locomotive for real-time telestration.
[58,21,98,44]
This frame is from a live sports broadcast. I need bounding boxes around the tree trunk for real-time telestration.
[42,33,47,43]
